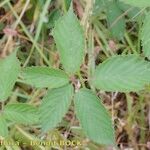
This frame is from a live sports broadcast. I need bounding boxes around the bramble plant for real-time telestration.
[0,0,150,149]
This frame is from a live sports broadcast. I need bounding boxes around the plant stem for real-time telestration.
[88,28,95,91]
[13,0,30,29]
[24,0,52,67]
[77,71,85,88]
[7,2,51,66]
[124,32,138,54]
[0,0,10,7]
[94,22,114,56]
[62,0,67,13]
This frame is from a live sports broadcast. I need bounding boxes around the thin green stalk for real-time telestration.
[15,125,45,150]
[24,0,52,67]
[88,29,95,76]
[77,71,85,88]
[7,2,50,66]
[0,102,4,111]
[0,0,10,7]
[137,17,143,53]
[94,31,110,57]
[96,21,114,55]
[139,96,146,143]
[125,93,138,149]
[29,89,41,104]
[16,79,27,84]
[13,0,30,29]
[124,32,138,54]
[126,93,133,116]
[34,0,51,42]
[62,0,67,13]
[88,28,95,91]
[122,47,130,54]
[94,22,114,56]
[12,92,31,100]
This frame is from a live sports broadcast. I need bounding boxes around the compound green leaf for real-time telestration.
[106,1,126,40]
[120,0,150,8]
[0,52,20,101]
[0,115,8,138]
[92,55,150,92]
[40,84,73,132]
[21,67,69,88]
[3,103,39,125]
[74,88,115,145]
[53,6,84,74]
[141,13,150,58]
